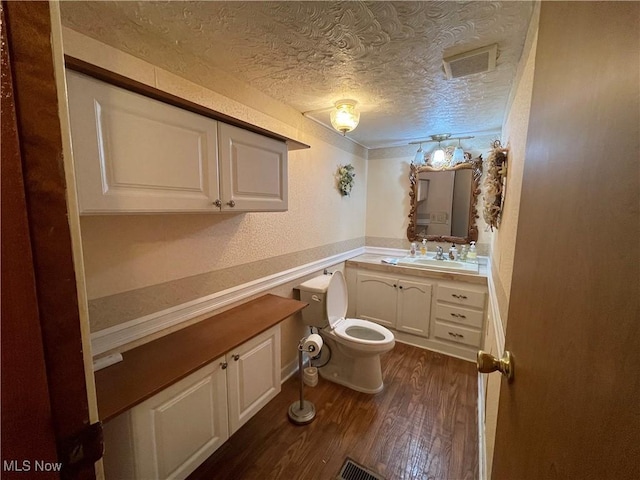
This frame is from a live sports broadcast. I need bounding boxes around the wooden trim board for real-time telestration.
[64,55,310,151]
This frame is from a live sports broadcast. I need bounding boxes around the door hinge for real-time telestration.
[59,422,104,477]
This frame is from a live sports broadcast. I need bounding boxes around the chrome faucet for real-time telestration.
[435,246,445,260]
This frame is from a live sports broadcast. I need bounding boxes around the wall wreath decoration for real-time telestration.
[337,164,355,196]
[483,140,508,231]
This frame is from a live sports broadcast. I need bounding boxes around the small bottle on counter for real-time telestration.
[420,239,428,256]
[448,244,458,260]
[467,241,478,263]
[410,242,417,257]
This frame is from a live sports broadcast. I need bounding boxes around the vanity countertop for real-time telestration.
[94,294,307,422]
[346,254,488,285]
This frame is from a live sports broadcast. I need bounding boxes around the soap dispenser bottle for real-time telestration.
[420,239,427,256]
[468,241,477,263]
[448,244,458,260]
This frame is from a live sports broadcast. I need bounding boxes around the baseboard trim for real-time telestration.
[91,247,365,356]
[281,358,298,384]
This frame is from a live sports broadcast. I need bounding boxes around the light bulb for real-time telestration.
[430,147,446,168]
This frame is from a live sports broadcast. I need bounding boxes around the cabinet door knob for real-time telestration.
[232,354,240,361]
[220,362,228,370]
[226,200,236,207]
[452,294,468,300]
[213,199,222,208]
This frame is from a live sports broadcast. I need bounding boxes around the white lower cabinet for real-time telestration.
[355,272,433,337]
[349,265,488,360]
[103,325,280,480]
[226,326,281,434]
[432,282,486,349]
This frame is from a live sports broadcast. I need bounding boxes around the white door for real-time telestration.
[217,122,288,212]
[490,3,639,478]
[355,273,398,328]
[66,71,220,214]
[395,279,432,337]
[129,358,229,480]
[227,325,281,435]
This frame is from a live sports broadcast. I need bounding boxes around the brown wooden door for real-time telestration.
[1,4,60,477]
[492,2,639,479]
[2,2,99,478]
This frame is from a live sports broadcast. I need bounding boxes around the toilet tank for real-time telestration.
[296,274,332,327]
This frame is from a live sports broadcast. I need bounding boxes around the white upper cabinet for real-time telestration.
[218,123,288,212]
[66,71,288,214]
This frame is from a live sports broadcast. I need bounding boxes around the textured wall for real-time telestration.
[490,5,540,328]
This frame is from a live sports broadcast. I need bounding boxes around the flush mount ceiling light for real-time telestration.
[330,99,360,135]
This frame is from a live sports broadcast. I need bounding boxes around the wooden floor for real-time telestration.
[189,342,478,480]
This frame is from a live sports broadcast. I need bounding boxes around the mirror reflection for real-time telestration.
[407,156,482,244]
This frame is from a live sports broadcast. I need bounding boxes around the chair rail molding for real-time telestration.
[91,247,365,356]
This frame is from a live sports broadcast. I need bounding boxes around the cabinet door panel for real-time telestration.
[227,325,281,434]
[218,123,287,211]
[355,273,397,327]
[67,71,219,214]
[396,280,432,337]
[131,358,228,480]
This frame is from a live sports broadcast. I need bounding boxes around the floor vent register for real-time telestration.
[337,458,385,480]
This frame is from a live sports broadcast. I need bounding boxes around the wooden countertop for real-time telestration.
[95,294,307,422]
[346,254,488,285]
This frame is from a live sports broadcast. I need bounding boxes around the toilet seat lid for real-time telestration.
[326,271,348,329]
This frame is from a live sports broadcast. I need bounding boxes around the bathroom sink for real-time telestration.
[397,256,479,274]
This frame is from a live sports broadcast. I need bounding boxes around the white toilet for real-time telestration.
[297,271,395,394]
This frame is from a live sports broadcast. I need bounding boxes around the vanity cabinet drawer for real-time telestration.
[435,303,483,329]
[437,285,486,309]
[434,322,482,347]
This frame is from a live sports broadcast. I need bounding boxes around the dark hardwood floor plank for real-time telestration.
[189,342,478,480]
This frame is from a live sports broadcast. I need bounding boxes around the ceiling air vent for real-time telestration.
[443,44,498,79]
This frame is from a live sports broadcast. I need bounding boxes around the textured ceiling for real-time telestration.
[60,1,534,149]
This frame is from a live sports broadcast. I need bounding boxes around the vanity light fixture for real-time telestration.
[330,99,360,135]
[452,138,466,165]
[413,143,425,165]
[408,134,474,169]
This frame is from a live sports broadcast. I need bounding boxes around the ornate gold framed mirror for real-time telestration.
[407,155,482,244]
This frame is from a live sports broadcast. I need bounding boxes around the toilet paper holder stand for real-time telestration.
[287,335,321,425]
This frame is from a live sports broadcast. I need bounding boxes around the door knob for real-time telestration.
[226,200,236,207]
[477,350,514,382]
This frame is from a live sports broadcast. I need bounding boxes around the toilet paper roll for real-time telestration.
[303,333,323,354]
